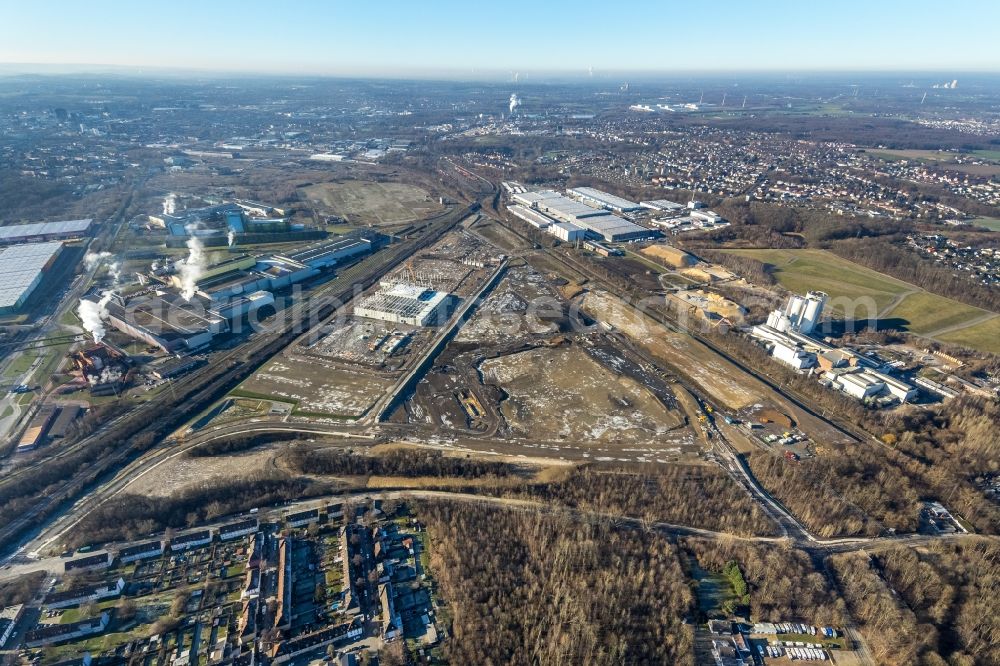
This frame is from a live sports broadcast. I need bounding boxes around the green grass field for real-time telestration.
[867,149,947,163]
[937,316,1000,355]
[723,248,910,313]
[972,150,1000,162]
[2,352,37,380]
[722,248,999,353]
[971,217,1000,232]
[883,292,985,335]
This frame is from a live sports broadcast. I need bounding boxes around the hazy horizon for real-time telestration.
[1,63,998,87]
[2,0,998,77]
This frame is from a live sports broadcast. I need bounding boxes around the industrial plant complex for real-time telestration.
[752,291,920,405]
[94,236,373,353]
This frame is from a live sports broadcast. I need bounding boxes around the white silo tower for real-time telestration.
[798,291,828,334]
[784,294,806,324]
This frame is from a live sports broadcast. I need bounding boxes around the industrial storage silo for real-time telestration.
[784,294,806,322]
[799,291,828,334]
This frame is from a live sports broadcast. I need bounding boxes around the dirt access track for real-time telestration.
[580,290,852,445]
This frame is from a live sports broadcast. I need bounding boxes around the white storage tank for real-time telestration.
[799,291,828,334]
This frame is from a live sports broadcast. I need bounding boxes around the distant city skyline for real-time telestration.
[2,0,998,77]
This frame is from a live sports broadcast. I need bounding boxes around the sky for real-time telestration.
[1,0,998,78]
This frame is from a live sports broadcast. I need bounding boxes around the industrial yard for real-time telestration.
[581,290,761,410]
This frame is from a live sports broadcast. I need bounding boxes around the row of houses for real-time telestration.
[46,577,125,610]
[64,516,262,574]
[24,612,110,648]
[0,604,23,647]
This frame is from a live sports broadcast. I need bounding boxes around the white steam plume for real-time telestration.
[509,93,521,115]
[227,228,236,247]
[83,251,113,272]
[84,251,121,283]
[178,231,206,301]
[89,367,123,386]
[162,193,177,215]
[78,291,114,343]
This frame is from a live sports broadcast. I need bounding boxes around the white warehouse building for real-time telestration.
[550,222,587,242]
[772,341,817,370]
[833,371,886,400]
[511,190,652,242]
[867,370,919,402]
[567,187,643,213]
[507,204,553,230]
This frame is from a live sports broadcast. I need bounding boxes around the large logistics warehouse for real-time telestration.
[507,205,554,229]
[567,187,642,213]
[0,242,64,313]
[571,215,652,242]
[0,219,92,245]
[510,190,652,242]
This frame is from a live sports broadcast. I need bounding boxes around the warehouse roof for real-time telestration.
[284,237,370,266]
[356,282,450,322]
[0,242,63,309]
[640,199,685,211]
[572,215,651,240]
[839,372,884,389]
[0,219,92,242]
[537,195,611,220]
[507,204,555,228]
[510,190,562,206]
[110,294,225,335]
[568,187,641,211]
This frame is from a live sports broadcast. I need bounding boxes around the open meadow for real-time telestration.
[723,248,996,350]
[299,180,442,227]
